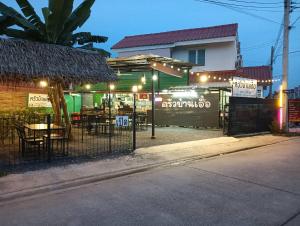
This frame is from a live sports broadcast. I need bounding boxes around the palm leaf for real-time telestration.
[46,0,73,43]
[15,0,45,34]
[0,2,36,31]
[59,0,95,41]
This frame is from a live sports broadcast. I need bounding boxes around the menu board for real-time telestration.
[288,99,300,133]
[288,99,300,122]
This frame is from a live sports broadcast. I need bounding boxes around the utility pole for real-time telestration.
[282,0,291,131]
[269,46,274,98]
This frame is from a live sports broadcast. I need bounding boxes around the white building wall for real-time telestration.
[118,48,171,58]
[171,41,237,71]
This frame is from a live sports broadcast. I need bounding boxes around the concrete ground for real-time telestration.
[136,126,223,148]
[0,138,299,225]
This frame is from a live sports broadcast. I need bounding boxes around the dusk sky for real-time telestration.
[3,0,300,90]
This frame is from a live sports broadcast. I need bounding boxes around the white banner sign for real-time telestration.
[28,93,52,108]
[232,77,257,98]
[115,116,129,127]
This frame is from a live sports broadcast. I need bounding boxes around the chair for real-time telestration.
[15,124,44,158]
[43,125,71,156]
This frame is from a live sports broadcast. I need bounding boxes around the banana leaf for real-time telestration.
[58,0,95,41]
[16,0,45,35]
[46,0,73,43]
[0,2,36,31]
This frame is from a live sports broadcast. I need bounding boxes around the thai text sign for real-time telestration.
[28,93,52,108]
[154,92,219,127]
[232,77,257,98]
[116,116,129,127]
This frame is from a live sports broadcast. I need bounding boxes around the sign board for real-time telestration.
[153,91,220,127]
[28,93,52,108]
[232,77,257,98]
[288,99,300,133]
[257,86,264,98]
[115,116,129,127]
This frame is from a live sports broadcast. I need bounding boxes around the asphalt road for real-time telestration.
[0,138,299,226]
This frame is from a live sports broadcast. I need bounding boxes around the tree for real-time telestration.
[0,0,110,56]
[0,0,110,131]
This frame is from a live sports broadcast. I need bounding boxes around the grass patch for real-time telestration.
[0,171,8,177]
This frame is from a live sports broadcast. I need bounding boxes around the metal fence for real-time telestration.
[0,112,133,169]
[226,97,276,136]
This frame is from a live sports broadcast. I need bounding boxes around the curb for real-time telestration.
[0,138,292,205]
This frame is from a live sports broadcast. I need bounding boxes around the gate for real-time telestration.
[226,97,276,135]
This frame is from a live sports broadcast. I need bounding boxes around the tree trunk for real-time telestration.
[48,84,61,125]
[57,83,72,139]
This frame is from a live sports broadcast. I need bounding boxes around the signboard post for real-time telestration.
[28,93,52,108]
[232,77,257,98]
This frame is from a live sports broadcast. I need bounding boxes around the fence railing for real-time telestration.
[0,112,133,169]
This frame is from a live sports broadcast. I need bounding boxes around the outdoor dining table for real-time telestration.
[24,123,66,161]
[24,123,65,131]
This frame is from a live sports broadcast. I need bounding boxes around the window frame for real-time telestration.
[188,49,206,66]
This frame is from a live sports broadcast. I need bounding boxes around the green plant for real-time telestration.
[0,0,110,56]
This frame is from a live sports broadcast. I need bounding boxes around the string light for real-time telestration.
[163,63,166,66]
[109,84,115,90]
[39,80,48,88]
[152,74,158,81]
[138,85,143,90]
[200,75,208,83]
[153,63,157,67]
[132,85,138,93]
[85,84,91,90]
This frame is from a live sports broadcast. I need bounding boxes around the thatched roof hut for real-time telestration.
[0,38,117,84]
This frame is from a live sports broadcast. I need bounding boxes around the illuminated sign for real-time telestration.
[28,93,52,108]
[232,77,257,98]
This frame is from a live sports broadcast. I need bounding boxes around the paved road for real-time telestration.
[0,138,299,226]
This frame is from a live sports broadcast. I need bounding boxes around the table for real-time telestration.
[24,123,66,160]
[24,123,65,131]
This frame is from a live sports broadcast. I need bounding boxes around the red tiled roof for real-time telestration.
[191,66,272,85]
[112,24,238,49]
[239,66,272,81]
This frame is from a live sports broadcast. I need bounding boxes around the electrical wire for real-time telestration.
[291,16,300,26]
[217,0,283,5]
[199,0,283,8]
[195,0,283,24]
[195,0,283,12]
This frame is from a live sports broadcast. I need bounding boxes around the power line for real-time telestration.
[199,0,283,8]
[195,0,283,24]
[291,16,300,26]
[217,0,283,5]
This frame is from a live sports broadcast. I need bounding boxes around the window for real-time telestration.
[188,50,196,64]
[197,49,205,66]
[188,49,205,66]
